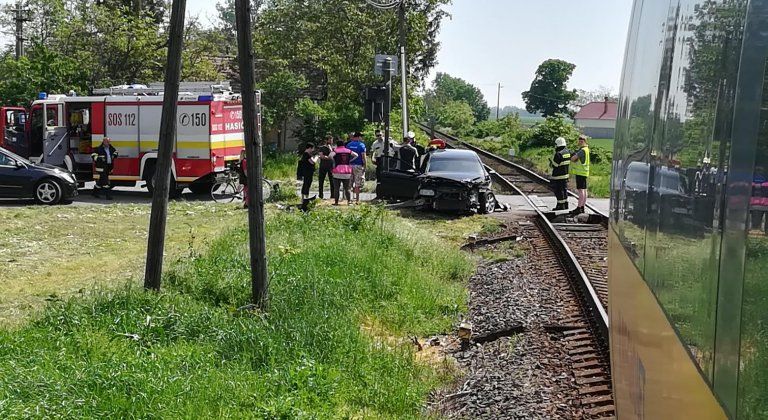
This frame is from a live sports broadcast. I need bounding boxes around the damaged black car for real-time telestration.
[377,149,500,214]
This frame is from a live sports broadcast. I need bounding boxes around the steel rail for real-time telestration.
[417,123,609,343]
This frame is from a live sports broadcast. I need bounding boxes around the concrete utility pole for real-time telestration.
[496,83,502,120]
[397,1,408,137]
[13,1,29,60]
[235,0,269,307]
[383,57,393,167]
[143,0,186,290]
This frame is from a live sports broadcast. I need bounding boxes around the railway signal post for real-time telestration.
[143,0,186,291]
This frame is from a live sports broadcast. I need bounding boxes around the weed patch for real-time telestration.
[0,206,471,418]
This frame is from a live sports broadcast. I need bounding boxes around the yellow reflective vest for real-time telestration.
[571,146,590,177]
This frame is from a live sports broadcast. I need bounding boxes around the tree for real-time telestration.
[249,0,450,135]
[522,59,578,117]
[0,44,87,106]
[437,100,475,131]
[572,86,618,107]
[431,72,490,121]
[258,69,308,149]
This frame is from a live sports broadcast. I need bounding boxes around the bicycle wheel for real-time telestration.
[262,179,273,201]
[211,180,238,203]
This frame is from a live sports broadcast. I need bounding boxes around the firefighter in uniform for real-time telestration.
[549,137,571,211]
[570,135,590,215]
[91,137,118,200]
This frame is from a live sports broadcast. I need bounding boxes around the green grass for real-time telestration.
[519,147,611,198]
[589,138,614,151]
[0,202,246,328]
[0,205,473,418]
[738,236,768,418]
[263,151,298,183]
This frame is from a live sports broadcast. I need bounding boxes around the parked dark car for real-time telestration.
[0,146,78,204]
[377,149,497,214]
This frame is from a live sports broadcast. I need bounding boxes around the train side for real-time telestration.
[610,0,768,418]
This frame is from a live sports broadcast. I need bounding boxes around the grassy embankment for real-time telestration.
[0,202,246,328]
[0,205,485,417]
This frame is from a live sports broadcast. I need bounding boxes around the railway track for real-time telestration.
[420,125,613,417]
[419,124,610,311]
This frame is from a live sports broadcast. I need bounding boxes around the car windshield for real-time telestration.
[427,155,484,177]
[0,147,30,164]
[626,167,648,185]
[661,171,687,193]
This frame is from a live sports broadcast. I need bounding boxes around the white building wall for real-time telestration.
[575,118,615,129]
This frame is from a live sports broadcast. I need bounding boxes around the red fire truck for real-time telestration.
[0,82,247,195]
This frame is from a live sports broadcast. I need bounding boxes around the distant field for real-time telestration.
[589,138,614,151]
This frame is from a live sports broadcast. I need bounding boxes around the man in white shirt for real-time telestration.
[370,129,396,178]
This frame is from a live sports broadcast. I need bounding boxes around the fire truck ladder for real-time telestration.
[92,81,235,96]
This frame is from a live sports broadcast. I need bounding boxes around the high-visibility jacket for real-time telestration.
[571,146,590,177]
[550,147,571,180]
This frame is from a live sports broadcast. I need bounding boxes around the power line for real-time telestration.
[364,0,401,10]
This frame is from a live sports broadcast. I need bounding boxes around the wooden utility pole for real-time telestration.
[143,0,186,290]
[496,83,502,120]
[235,0,269,306]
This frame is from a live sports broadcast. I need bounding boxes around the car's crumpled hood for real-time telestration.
[421,171,486,185]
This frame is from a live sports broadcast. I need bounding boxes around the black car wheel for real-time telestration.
[478,192,495,214]
[34,179,63,205]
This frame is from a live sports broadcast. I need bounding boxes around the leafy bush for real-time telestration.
[436,100,476,131]
[458,114,524,140]
[524,115,581,149]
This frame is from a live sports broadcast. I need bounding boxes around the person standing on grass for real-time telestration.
[346,131,367,203]
[549,136,571,211]
[317,135,335,200]
[570,135,590,215]
[297,143,317,211]
[330,139,358,205]
[91,136,118,200]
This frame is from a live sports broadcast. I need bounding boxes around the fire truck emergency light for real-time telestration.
[38,92,47,100]
[197,95,213,102]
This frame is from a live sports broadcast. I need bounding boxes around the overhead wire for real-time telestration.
[363,0,402,10]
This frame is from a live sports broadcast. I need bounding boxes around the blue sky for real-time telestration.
[430,0,634,108]
[3,0,632,108]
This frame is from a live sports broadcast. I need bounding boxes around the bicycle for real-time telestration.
[210,169,274,203]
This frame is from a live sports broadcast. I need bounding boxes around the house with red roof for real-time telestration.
[574,98,618,139]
